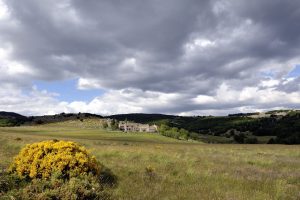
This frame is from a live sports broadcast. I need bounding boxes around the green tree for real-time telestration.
[179,129,189,140]
[110,119,118,130]
[102,121,108,129]
[158,124,169,134]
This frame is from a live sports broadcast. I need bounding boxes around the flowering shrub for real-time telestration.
[8,140,100,179]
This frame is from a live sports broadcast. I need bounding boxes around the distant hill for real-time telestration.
[0,111,28,126]
[27,113,103,125]
[0,111,27,120]
[108,113,176,124]
[0,112,104,126]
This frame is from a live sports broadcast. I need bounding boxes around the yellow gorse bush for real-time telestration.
[9,140,100,179]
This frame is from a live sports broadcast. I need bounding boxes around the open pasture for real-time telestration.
[0,125,299,200]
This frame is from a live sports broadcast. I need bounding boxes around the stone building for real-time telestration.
[118,121,158,133]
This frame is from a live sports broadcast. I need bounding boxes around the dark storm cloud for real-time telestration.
[0,0,300,114]
[276,77,300,93]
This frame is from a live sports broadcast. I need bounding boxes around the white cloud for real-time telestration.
[77,78,103,90]
[0,44,36,89]
[0,45,34,76]
[0,85,67,116]
[186,38,215,50]
[260,79,280,87]
[193,95,217,104]
[0,0,9,20]
[1,81,299,116]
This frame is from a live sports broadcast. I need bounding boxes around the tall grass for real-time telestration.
[0,126,299,200]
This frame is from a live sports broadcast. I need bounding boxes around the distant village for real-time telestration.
[118,121,158,133]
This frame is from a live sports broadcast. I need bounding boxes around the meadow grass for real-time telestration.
[0,125,299,200]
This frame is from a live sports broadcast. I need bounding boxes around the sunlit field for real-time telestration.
[0,124,299,200]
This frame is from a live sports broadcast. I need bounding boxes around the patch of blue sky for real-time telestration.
[33,79,105,102]
[287,64,300,78]
[260,70,275,78]
[260,65,300,78]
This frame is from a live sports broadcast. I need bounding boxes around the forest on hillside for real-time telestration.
[109,111,300,144]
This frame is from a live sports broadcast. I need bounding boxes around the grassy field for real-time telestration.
[0,124,299,200]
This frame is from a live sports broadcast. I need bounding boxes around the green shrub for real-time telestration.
[3,174,111,200]
[159,125,190,140]
[0,173,25,194]
[189,132,200,140]
[244,137,258,144]
[233,133,245,143]
[267,138,276,144]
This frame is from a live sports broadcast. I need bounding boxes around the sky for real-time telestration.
[0,0,299,116]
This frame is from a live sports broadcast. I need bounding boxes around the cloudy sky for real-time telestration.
[0,0,299,116]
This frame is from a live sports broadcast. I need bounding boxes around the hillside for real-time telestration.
[0,111,28,126]
[0,110,299,144]
[0,111,27,120]
[109,110,300,144]
[27,112,103,125]
[108,113,176,124]
[0,112,105,126]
